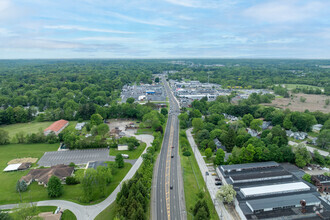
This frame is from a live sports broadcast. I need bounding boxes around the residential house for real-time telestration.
[312,124,323,133]
[75,122,86,131]
[213,138,226,152]
[20,164,74,187]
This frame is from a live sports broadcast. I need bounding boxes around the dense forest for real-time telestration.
[0,59,329,126]
[168,59,330,92]
[0,60,177,125]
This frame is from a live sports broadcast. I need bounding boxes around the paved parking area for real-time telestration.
[38,148,136,166]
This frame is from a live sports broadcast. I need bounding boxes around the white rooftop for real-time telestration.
[3,163,22,172]
[241,182,310,197]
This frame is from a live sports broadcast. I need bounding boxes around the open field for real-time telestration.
[263,93,330,113]
[179,131,219,220]
[0,122,54,139]
[0,143,132,205]
[95,202,117,220]
[109,142,146,159]
[283,84,324,91]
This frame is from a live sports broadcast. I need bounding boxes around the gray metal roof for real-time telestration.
[221,161,279,172]
[246,194,320,211]
[231,170,291,181]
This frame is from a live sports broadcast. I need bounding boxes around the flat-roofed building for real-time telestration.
[230,170,292,183]
[246,194,320,213]
[220,161,279,173]
[240,182,310,198]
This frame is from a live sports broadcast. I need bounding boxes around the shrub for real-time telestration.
[47,176,63,198]
[66,176,79,185]
[69,162,75,167]
[183,151,191,157]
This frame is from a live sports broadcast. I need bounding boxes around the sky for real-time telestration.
[0,0,329,59]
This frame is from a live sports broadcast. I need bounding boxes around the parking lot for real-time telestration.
[38,148,136,166]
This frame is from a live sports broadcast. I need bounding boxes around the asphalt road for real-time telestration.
[152,76,186,220]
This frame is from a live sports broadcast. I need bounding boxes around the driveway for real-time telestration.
[38,148,136,166]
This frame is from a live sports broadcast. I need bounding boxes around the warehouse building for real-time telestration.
[246,194,320,213]
[218,162,330,219]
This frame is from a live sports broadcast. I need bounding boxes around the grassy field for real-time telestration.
[0,143,132,205]
[284,84,324,91]
[95,202,117,220]
[62,209,77,220]
[179,131,219,220]
[109,142,147,159]
[0,121,54,139]
[135,127,154,134]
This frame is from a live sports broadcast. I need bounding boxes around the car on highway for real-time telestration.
[215,177,221,181]
[170,185,173,190]
[211,173,217,176]
[206,171,209,175]
[171,155,174,158]
[215,181,222,186]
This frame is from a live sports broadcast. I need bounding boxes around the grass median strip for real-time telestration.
[179,130,219,220]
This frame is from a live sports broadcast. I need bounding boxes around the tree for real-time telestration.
[294,144,312,168]
[160,108,168,116]
[90,113,103,126]
[15,131,26,144]
[47,176,63,198]
[205,148,212,159]
[11,204,39,220]
[16,180,28,192]
[0,210,11,220]
[216,184,236,204]
[155,77,160,83]
[97,123,109,137]
[115,153,124,168]
[192,118,204,132]
[250,119,262,131]
[193,199,210,219]
[126,97,135,104]
[241,144,255,163]
[283,116,293,130]
[0,129,9,145]
[317,129,330,150]
[221,128,236,152]
[313,150,325,166]
[302,173,312,183]
[242,114,254,126]
[214,149,225,165]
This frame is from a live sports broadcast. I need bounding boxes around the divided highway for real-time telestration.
[152,76,186,220]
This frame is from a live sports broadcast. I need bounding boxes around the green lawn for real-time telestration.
[62,209,77,220]
[95,202,117,220]
[284,84,324,91]
[135,128,153,134]
[0,121,54,140]
[109,143,147,159]
[179,132,219,220]
[0,143,132,205]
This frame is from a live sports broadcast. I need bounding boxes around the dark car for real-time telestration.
[215,178,221,181]
[170,185,173,190]
[206,172,209,175]
[215,181,222,186]
[171,155,174,158]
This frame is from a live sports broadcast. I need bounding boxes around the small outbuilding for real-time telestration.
[3,163,31,172]
[44,119,69,136]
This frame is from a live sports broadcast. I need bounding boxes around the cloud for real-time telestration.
[163,0,220,8]
[243,0,325,23]
[44,25,133,34]
[106,11,172,26]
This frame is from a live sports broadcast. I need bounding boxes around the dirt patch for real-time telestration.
[8,157,38,164]
[263,93,330,113]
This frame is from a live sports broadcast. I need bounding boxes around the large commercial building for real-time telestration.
[218,162,330,219]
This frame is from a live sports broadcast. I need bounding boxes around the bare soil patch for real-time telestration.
[263,93,330,113]
[8,157,38,164]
